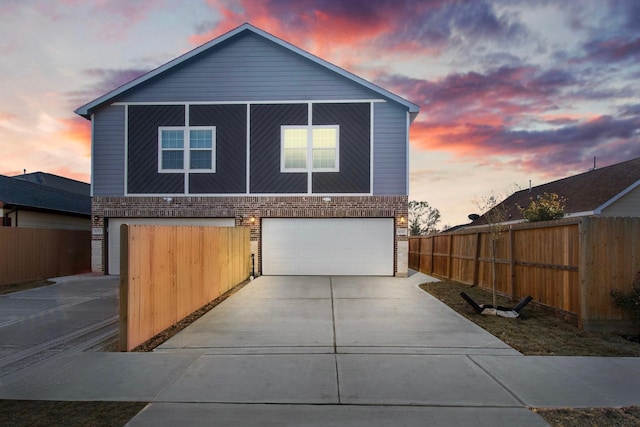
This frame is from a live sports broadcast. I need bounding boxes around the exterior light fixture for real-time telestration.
[250,216,256,223]
[399,216,406,224]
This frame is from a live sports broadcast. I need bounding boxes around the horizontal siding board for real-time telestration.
[373,102,407,195]
[250,104,307,193]
[602,185,640,216]
[93,106,125,196]
[116,33,379,103]
[128,105,185,194]
[312,103,370,193]
[189,104,246,193]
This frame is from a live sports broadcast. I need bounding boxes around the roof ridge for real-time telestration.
[522,155,640,191]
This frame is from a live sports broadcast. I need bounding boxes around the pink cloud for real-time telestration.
[58,117,91,154]
[192,0,524,62]
[0,111,17,122]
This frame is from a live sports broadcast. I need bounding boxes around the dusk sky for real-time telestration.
[1,0,639,227]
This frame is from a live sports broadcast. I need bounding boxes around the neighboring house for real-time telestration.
[0,173,90,230]
[75,23,419,276]
[470,156,640,226]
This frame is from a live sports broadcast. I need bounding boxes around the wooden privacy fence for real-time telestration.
[409,217,640,332]
[0,227,90,286]
[120,225,251,351]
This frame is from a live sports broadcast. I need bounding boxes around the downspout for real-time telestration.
[4,206,18,227]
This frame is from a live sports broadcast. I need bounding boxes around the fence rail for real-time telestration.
[409,217,640,332]
[0,227,90,286]
[119,225,251,351]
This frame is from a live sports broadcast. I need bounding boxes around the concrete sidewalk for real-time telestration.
[0,273,639,426]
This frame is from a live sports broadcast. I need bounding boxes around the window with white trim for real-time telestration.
[158,126,216,173]
[281,125,339,172]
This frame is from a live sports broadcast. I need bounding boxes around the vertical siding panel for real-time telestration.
[128,105,185,194]
[250,104,307,193]
[312,103,370,193]
[189,104,247,193]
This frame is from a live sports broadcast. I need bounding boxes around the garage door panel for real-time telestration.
[262,218,393,276]
[107,218,235,275]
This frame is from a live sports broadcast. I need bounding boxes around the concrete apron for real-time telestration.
[1,273,639,426]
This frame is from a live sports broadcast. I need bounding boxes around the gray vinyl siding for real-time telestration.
[93,106,125,196]
[373,102,407,195]
[116,33,379,103]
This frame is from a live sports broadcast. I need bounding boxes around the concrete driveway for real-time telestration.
[2,272,639,426]
[155,274,518,355]
[141,273,543,425]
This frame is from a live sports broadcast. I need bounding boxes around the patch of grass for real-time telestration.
[0,279,54,295]
[0,400,147,427]
[419,280,640,356]
[534,406,640,427]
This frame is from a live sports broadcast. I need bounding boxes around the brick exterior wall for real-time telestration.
[92,195,409,276]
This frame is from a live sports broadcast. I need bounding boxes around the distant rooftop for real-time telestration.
[470,156,640,226]
[0,173,90,216]
[12,172,89,196]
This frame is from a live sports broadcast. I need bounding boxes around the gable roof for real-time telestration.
[472,156,640,225]
[13,172,90,196]
[75,23,420,120]
[0,174,90,216]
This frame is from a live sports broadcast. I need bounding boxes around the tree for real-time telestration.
[519,192,566,222]
[408,201,441,236]
[475,192,510,309]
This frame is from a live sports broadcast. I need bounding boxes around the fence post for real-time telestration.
[119,224,129,352]
[447,234,453,278]
[509,226,515,300]
[473,232,480,286]
[578,217,590,330]
[430,235,435,275]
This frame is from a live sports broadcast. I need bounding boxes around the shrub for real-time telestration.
[611,271,640,326]
[519,192,566,222]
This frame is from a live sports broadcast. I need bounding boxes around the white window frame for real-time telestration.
[280,125,339,173]
[158,126,216,173]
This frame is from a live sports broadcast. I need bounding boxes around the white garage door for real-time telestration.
[262,218,394,276]
[107,218,235,275]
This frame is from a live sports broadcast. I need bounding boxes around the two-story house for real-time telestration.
[76,23,419,277]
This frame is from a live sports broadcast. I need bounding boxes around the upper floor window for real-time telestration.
[281,125,339,173]
[158,126,216,173]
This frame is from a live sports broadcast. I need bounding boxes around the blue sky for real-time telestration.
[1,0,639,226]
